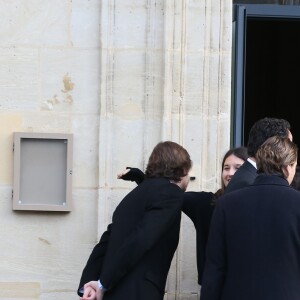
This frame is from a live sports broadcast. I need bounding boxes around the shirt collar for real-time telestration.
[247,157,257,169]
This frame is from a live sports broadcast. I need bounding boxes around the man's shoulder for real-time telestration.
[237,160,256,173]
[225,161,257,194]
[231,161,257,180]
[142,177,177,185]
[137,177,181,192]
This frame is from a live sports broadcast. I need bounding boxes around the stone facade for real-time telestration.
[0,0,232,299]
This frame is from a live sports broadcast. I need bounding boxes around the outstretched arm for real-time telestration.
[117,167,145,185]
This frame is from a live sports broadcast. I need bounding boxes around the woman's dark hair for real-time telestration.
[247,118,291,157]
[145,141,192,182]
[214,147,248,199]
[256,136,297,179]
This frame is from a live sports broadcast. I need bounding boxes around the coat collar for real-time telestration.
[253,173,289,187]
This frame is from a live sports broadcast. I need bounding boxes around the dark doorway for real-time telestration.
[245,18,300,147]
[232,5,300,151]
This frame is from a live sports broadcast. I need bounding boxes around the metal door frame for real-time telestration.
[231,4,300,147]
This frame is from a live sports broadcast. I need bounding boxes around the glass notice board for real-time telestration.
[13,132,73,211]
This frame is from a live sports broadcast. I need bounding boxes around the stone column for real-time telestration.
[98,0,232,298]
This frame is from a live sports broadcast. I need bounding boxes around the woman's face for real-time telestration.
[222,154,245,187]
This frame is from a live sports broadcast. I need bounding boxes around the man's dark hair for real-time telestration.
[247,117,291,157]
[145,141,192,182]
[256,136,298,177]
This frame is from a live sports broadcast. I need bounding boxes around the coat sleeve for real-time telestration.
[200,201,227,300]
[121,167,145,184]
[100,183,183,290]
[77,223,112,296]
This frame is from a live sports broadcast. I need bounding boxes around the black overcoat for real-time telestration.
[78,177,184,300]
[201,174,300,300]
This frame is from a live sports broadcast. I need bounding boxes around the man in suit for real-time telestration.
[78,141,192,300]
[200,136,300,300]
[225,117,292,194]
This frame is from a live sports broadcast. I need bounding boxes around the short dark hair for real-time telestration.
[256,136,297,178]
[145,141,192,182]
[247,117,291,157]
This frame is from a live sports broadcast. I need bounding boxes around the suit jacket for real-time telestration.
[78,177,184,300]
[224,160,257,194]
[200,174,300,300]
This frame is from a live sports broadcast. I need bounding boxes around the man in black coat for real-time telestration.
[200,136,300,300]
[78,141,192,300]
[225,117,292,194]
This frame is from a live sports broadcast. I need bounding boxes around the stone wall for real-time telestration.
[0,0,231,299]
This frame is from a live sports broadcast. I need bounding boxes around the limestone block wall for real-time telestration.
[0,1,101,299]
[0,0,232,299]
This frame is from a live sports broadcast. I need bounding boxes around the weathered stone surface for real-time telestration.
[0,0,231,298]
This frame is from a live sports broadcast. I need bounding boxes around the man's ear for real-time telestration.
[282,165,289,179]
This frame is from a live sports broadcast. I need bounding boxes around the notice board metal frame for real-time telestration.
[13,132,73,212]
